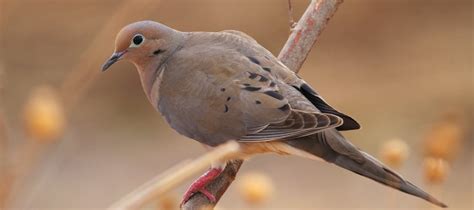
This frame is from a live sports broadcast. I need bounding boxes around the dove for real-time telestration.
[102,20,447,208]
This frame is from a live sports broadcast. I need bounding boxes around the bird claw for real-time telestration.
[181,188,216,206]
[180,168,223,206]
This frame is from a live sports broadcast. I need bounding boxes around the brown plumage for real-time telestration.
[102,20,446,207]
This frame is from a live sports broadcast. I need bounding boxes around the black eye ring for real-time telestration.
[132,34,144,46]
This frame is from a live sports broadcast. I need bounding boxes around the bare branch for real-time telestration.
[183,0,343,209]
[279,0,344,73]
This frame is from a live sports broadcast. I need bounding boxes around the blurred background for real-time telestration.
[0,0,472,209]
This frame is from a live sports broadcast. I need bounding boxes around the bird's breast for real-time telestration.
[153,66,246,146]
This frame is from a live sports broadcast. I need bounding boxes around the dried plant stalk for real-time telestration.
[60,0,160,110]
[108,141,241,210]
[5,1,160,208]
[0,54,9,210]
[0,112,9,210]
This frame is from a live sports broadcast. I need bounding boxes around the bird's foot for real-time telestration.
[180,167,223,206]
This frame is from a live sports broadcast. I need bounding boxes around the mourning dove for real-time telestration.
[102,21,447,207]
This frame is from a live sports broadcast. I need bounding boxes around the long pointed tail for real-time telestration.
[333,149,447,207]
[285,130,447,208]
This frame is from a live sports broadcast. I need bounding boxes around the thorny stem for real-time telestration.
[182,0,344,209]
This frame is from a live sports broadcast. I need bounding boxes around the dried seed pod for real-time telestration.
[23,86,65,143]
[423,157,449,185]
[237,171,274,205]
[423,114,464,161]
[379,138,409,168]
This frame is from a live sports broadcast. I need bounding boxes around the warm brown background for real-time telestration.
[1,0,472,209]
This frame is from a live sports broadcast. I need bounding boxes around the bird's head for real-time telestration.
[102,20,181,72]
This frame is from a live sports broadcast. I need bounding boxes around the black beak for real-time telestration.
[101,51,126,72]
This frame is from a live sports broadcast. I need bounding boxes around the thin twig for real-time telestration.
[0,39,9,210]
[183,0,343,209]
[0,94,9,210]
[287,0,297,30]
[108,141,241,210]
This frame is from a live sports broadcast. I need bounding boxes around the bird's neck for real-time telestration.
[135,31,189,107]
[136,61,164,108]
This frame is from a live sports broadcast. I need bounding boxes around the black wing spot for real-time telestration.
[248,72,258,79]
[220,88,226,92]
[269,82,276,87]
[224,105,229,113]
[153,49,165,55]
[259,76,269,82]
[278,104,290,111]
[264,91,284,100]
[262,67,271,72]
[244,86,261,91]
[247,56,261,65]
[226,97,231,101]
[255,100,261,104]
[243,83,251,86]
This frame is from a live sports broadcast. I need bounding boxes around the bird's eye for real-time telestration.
[130,34,145,47]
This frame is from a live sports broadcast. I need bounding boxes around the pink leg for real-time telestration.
[181,167,223,205]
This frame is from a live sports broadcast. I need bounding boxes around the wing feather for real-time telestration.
[240,110,343,141]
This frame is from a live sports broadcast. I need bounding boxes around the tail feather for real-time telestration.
[334,151,447,208]
[286,130,447,208]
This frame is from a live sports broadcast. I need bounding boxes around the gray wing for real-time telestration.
[221,30,360,131]
[208,31,349,140]
[228,55,343,142]
[161,36,343,145]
